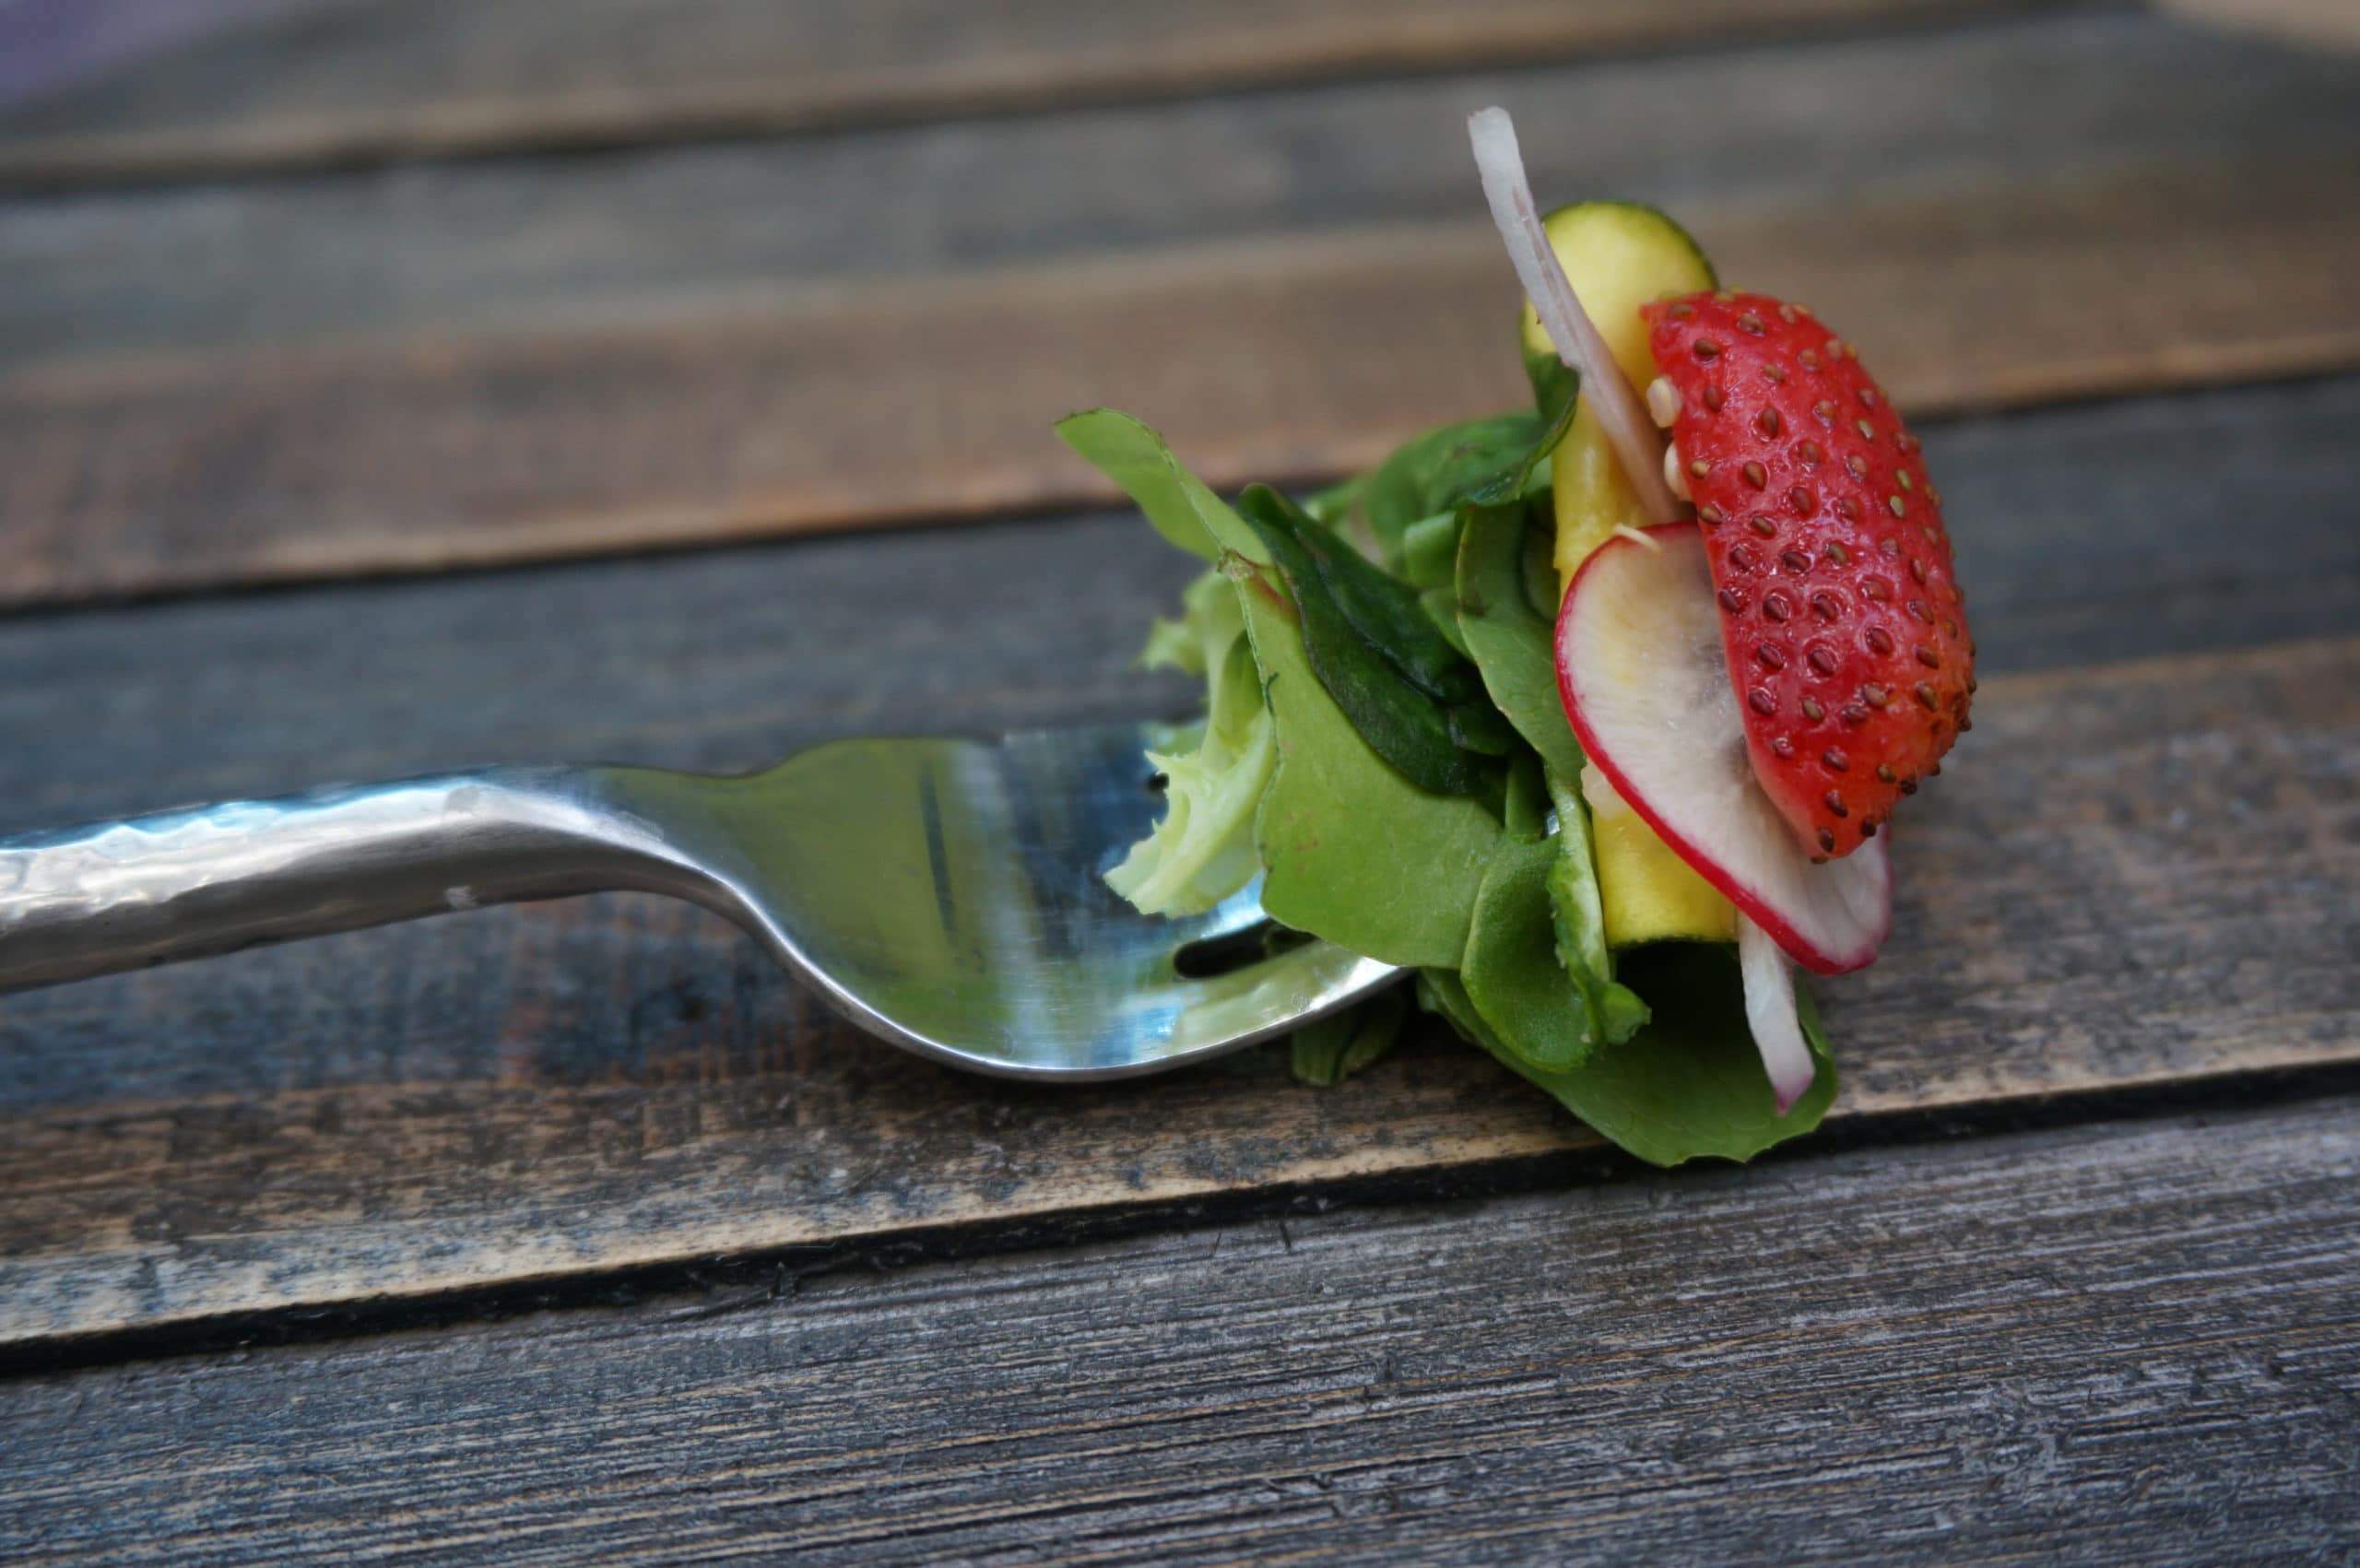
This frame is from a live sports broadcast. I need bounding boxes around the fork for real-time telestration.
[0,724,1400,1079]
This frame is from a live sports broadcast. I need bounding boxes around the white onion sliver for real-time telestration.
[1737,913,1817,1114]
[1466,106,1683,527]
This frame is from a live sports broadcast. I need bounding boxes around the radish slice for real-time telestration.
[1556,525,1892,973]
[1467,107,1683,526]
[1737,914,1815,1113]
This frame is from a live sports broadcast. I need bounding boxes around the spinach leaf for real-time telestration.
[1233,485,1495,798]
[1452,503,1647,1050]
[1452,502,1583,780]
[1291,984,1410,1088]
[1358,408,1568,569]
[1240,486,1476,701]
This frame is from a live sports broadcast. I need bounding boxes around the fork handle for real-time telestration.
[0,767,706,996]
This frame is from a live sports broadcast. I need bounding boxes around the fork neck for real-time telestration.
[0,766,721,996]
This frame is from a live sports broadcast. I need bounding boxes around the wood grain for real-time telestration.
[5,9,2356,607]
[14,11,2341,372]
[4,1097,2355,1564]
[0,0,2036,186]
[0,377,2354,1346]
[2167,0,2360,48]
[13,11,2350,371]
[5,154,2357,609]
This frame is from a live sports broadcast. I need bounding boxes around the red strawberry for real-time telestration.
[1642,289,1973,859]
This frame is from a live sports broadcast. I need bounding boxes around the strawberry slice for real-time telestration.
[1643,290,1974,858]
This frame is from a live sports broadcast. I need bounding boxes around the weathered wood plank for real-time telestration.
[0,378,2354,1345]
[5,154,2357,608]
[4,1098,2356,1564]
[2167,0,2360,48]
[0,0,2046,186]
[5,12,2353,607]
[1,376,2350,832]
[10,12,2352,370]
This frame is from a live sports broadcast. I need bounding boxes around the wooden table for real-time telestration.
[2,3,2355,1561]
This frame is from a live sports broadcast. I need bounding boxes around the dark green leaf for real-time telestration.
[1446,697,1519,759]
[1242,486,1477,702]
[1522,507,1562,620]
[1233,486,1494,797]
[1454,505,1646,1049]
[1504,752,1552,842]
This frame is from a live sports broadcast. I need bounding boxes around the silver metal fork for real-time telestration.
[0,724,1400,1079]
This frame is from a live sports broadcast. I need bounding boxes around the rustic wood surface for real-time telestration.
[2167,0,2360,47]
[3,1097,2354,1565]
[0,0,2021,185]
[3,10,2356,606]
[2,377,2354,1346]
[2,1,2355,1557]
[11,10,2328,365]
[7,159,2355,608]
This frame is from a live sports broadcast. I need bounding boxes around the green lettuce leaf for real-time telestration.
[1291,984,1410,1088]
[1137,563,1236,677]
[1104,631,1275,915]
[1422,948,1838,1166]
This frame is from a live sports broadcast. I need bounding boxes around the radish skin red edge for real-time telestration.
[1553,526,1893,977]
[1470,105,1885,1110]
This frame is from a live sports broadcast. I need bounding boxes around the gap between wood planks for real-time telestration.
[0,630,2352,1349]
[0,0,2073,189]
[1,154,2356,609]
[4,1059,2356,1378]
